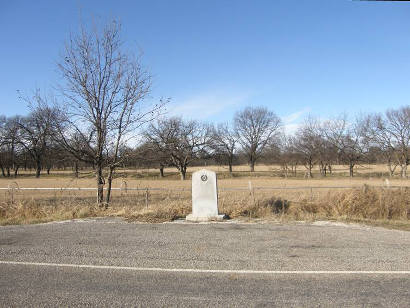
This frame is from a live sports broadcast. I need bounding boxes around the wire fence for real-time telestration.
[0,185,407,192]
[1,182,408,206]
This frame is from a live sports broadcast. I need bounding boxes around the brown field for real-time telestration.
[7,163,404,179]
[1,163,408,188]
[0,164,409,229]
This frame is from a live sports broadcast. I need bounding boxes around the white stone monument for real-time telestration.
[186,169,225,222]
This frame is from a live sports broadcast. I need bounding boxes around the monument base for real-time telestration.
[185,214,226,222]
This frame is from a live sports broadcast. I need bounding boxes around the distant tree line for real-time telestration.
[1,19,408,207]
[2,103,408,185]
[138,105,409,180]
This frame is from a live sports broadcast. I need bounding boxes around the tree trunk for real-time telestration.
[47,167,51,175]
[96,164,104,205]
[74,161,79,178]
[308,165,313,178]
[180,166,187,180]
[159,166,164,178]
[401,164,407,178]
[0,166,5,177]
[105,167,114,205]
[35,160,41,178]
[6,167,10,177]
[282,164,287,178]
[14,166,19,177]
[306,159,313,178]
[387,161,396,177]
[228,162,233,174]
[349,163,354,177]
[250,160,255,172]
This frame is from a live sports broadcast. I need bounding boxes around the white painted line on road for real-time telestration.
[1,261,409,275]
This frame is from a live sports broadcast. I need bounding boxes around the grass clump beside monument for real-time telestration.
[0,186,408,230]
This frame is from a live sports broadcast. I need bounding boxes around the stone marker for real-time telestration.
[186,169,225,222]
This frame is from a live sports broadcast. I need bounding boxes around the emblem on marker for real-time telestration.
[201,174,208,182]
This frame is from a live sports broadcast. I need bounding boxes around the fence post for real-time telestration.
[248,180,256,212]
[7,182,20,204]
[249,181,255,200]
[120,180,128,196]
[11,187,14,204]
[145,188,149,208]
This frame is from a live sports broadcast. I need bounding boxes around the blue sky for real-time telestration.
[1,0,410,132]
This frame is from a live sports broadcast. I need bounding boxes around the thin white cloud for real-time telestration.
[166,91,250,120]
[282,107,311,124]
[282,107,311,135]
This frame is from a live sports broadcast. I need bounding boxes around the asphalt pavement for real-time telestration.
[0,218,409,307]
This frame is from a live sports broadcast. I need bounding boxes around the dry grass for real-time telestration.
[0,200,102,225]
[0,185,408,230]
[218,186,410,227]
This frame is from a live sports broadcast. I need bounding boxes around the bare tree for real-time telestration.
[385,107,409,178]
[6,117,22,177]
[56,20,160,205]
[0,116,8,176]
[263,133,298,177]
[234,106,281,172]
[323,115,367,177]
[15,93,60,178]
[0,116,24,177]
[136,142,170,178]
[210,123,238,174]
[364,106,409,178]
[316,135,336,177]
[293,117,322,178]
[363,114,397,177]
[145,117,211,180]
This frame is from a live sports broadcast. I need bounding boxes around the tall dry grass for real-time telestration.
[0,186,408,229]
[0,201,98,225]
[218,186,409,222]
